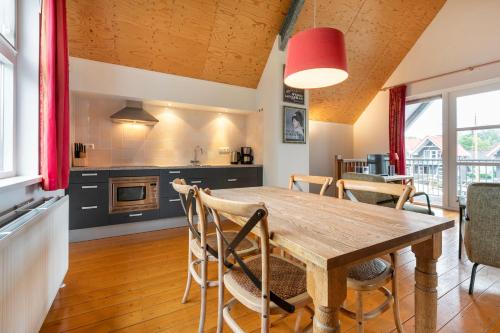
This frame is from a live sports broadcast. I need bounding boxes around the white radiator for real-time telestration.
[0,196,69,333]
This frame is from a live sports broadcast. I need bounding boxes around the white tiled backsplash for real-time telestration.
[70,94,251,167]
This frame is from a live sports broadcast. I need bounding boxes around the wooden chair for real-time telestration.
[198,188,313,333]
[171,179,259,333]
[288,174,334,196]
[341,172,434,215]
[336,179,415,333]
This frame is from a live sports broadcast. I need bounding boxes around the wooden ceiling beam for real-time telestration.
[279,0,305,51]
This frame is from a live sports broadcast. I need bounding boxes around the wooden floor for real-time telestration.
[41,209,500,333]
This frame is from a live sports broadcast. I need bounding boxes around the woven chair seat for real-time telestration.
[347,258,392,283]
[191,231,257,259]
[224,254,310,313]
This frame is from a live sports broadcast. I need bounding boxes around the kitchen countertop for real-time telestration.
[70,164,263,171]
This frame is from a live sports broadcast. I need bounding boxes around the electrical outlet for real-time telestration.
[219,147,230,154]
[85,143,95,150]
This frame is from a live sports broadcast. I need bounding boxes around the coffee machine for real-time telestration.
[240,147,254,164]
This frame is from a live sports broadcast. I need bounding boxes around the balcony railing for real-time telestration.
[456,162,500,197]
[406,158,443,204]
[406,158,500,204]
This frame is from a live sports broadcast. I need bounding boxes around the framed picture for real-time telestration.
[283,106,307,144]
[283,66,305,105]
[283,84,305,105]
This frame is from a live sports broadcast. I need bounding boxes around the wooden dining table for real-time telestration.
[212,186,455,333]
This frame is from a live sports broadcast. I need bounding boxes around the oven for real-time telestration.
[109,176,159,214]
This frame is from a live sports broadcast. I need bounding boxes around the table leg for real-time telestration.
[411,233,442,333]
[306,264,347,333]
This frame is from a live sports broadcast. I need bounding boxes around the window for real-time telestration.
[423,150,441,159]
[405,96,443,206]
[0,0,16,46]
[0,0,16,178]
[454,87,500,197]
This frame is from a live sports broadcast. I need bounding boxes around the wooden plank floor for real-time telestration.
[41,209,500,333]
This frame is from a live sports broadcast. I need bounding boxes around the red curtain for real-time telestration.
[39,0,70,190]
[389,85,407,175]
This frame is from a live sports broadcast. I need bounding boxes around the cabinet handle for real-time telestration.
[227,178,238,182]
[81,185,98,189]
[129,213,143,217]
[169,170,181,174]
[169,198,181,202]
[81,206,98,210]
[81,173,98,177]
[190,180,202,184]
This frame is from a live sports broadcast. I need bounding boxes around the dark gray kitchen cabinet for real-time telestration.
[214,167,262,189]
[68,166,262,230]
[68,174,109,230]
[109,169,160,177]
[108,210,160,225]
[159,168,219,197]
[69,203,109,230]
[159,196,185,218]
[69,170,109,183]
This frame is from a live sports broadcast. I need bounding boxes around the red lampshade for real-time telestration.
[284,27,348,89]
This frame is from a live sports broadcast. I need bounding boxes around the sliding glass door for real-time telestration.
[449,82,500,207]
[405,96,444,206]
[405,82,500,209]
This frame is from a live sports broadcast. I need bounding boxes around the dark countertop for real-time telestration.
[70,164,263,171]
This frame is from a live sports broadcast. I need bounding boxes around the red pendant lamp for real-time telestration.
[284,1,348,89]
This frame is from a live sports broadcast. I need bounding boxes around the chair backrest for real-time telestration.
[337,179,414,210]
[288,174,334,196]
[198,189,274,332]
[171,178,209,251]
[464,183,500,268]
[340,172,394,205]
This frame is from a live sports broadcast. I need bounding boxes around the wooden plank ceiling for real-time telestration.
[67,0,446,124]
[67,0,290,88]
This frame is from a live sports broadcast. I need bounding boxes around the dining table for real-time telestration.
[212,186,455,333]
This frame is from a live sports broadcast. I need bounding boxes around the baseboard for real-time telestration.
[69,216,186,242]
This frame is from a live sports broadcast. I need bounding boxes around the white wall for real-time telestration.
[69,57,257,113]
[309,121,353,195]
[257,38,309,187]
[354,0,500,157]
[353,91,390,157]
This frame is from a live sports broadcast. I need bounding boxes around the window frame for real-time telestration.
[448,81,500,207]
[0,0,17,179]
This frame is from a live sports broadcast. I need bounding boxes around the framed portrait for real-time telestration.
[283,106,307,144]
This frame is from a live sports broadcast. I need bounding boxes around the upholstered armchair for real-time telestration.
[464,183,500,295]
[341,172,434,215]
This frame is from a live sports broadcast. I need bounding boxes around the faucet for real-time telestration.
[190,145,203,166]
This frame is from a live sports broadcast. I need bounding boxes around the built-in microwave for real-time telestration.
[109,176,159,214]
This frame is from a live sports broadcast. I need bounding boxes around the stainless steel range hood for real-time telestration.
[110,101,159,125]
